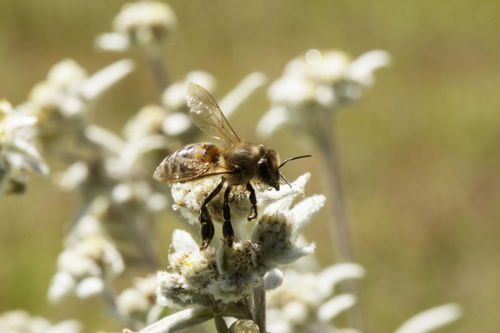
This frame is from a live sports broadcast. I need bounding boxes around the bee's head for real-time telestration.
[257,145,312,191]
[257,145,281,191]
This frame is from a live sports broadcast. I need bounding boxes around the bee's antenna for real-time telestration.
[278,154,312,169]
[279,173,293,189]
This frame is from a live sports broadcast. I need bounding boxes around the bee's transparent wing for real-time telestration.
[187,83,241,143]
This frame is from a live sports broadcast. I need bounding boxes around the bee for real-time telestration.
[154,83,310,250]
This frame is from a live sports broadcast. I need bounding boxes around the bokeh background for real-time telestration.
[1,0,499,332]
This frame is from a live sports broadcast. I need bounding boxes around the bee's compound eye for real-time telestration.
[257,158,272,183]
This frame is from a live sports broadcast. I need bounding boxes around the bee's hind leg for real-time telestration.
[246,182,258,220]
[199,178,225,250]
[223,185,235,247]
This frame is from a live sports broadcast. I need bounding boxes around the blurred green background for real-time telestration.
[1,0,499,332]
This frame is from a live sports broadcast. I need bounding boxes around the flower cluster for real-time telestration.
[266,263,365,333]
[257,49,391,140]
[116,274,162,326]
[0,310,81,333]
[48,204,125,302]
[96,1,177,51]
[156,174,324,312]
[18,58,133,152]
[0,100,47,194]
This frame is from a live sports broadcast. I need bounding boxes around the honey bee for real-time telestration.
[154,83,310,250]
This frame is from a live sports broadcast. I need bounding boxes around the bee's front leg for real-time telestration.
[246,182,258,220]
[223,185,234,247]
[200,178,225,250]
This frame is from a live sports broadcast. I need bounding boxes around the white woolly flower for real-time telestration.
[0,310,81,333]
[19,59,133,146]
[48,234,124,303]
[96,1,177,51]
[266,263,365,333]
[157,174,324,308]
[257,48,390,139]
[117,274,160,324]
[170,173,313,239]
[0,100,48,194]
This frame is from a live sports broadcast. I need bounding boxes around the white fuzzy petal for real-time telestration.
[95,33,130,52]
[171,229,199,253]
[219,72,267,118]
[47,272,77,304]
[46,320,82,333]
[80,59,135,100]
[280,243,316,264]
[347,50,391,86]
[57,162,88,191]
[261,173,310,213]
[317,294,357,322]
[76,277,104,298]
[162,112,191,136]
[289,194,326,232]
[256,106,289,139]
[318,263,366,295]
[394,303,462,333]
[85,125,125,154]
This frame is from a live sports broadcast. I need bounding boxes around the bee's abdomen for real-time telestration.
[154,143,224,183]
[175,143,219,163]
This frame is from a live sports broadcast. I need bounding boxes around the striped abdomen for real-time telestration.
[153,143,229,183]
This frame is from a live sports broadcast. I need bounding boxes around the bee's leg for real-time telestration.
[200,178,225,250]
[223,185,234,247]
[246,182,258,220]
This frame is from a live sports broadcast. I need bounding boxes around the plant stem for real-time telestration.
[111,206,161,269]
[214,314,229,333]
[252,285,266,333]
[131,307,213,333]
[315,111,368,332]
[146,42,170,92]
[102,282,138,330]
[317,115,354,263]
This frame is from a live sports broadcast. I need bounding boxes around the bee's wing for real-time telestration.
[187,83,241,143]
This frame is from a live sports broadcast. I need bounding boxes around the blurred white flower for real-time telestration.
[116,274,160,324]
[157,174,324,308]
[96,1,177,51]
[0,310,81,333]
[218,72,267,118]
[162,112,191,136]
[0,100,48,194]
[48,234,124,303]
[19,59,133,146]
[257,48,390,140]
[266,263,365,333]
[394,303,462,333]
